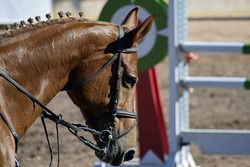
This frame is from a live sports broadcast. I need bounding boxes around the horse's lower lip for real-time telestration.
[96,151,120,165]
[95,144,124,166]
[95,147,136,166]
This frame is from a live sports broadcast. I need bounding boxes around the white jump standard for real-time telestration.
[167,0,250,166]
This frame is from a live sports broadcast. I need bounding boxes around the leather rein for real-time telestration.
[0,25,138,167]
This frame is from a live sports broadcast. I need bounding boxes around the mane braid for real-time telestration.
[0,17,89,39]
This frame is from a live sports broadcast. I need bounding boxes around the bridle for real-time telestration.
[0,25,138,166]
[66,25,138,143]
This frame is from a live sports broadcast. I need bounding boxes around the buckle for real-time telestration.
[100,130,113,143]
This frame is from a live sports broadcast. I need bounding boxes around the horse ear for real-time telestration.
[125,14,156,47]
[122,7,139,29]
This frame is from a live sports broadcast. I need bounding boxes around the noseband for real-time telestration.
[0,25,138,166]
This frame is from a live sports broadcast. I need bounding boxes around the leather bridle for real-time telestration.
[67,25,138,144]
[0,25,138,166]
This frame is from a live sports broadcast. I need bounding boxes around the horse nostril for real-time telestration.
[124,149,136,161]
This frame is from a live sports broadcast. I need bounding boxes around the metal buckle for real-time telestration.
[100,129,113,143]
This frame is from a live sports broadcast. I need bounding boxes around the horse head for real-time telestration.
[0,6,154,166]
[65,7,155,166]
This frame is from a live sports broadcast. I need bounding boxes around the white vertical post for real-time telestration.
[166,0,196,166]
[166,0,184,166]
[166,0,180,166]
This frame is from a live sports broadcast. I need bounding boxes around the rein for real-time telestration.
[0,109,20,167]
[0,25,138,166]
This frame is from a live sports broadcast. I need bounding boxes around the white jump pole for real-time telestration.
[181,41,250,55]
[183,77,250,90]
[182,129,250,155]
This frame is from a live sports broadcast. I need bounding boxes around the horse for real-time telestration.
[0,7,155,166]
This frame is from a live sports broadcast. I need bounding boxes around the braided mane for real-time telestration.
[0,12,97,39]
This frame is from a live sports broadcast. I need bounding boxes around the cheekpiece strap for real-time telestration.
[117,25,138,53]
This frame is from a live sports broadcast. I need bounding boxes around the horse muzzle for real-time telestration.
[95,140,136,166]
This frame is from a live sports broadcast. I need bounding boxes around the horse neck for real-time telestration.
[0,21,100,137]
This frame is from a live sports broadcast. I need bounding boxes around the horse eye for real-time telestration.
[123,75,137,88]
